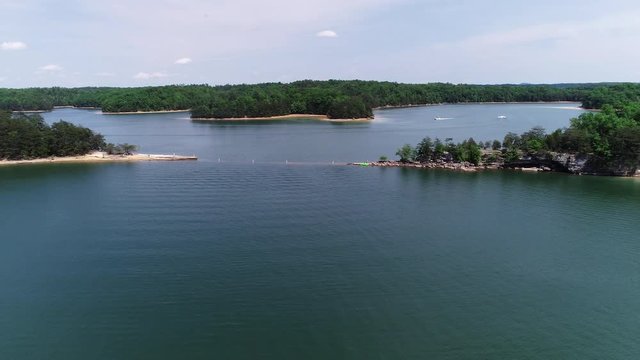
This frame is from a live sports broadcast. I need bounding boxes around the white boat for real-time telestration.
[434,117,452,121]
[497,115,507,119]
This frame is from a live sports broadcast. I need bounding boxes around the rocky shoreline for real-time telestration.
[349,155,640,177]
[350,160,493,172]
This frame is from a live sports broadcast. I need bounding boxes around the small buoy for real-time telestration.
[286,160,288,164]
[252,160,255,164]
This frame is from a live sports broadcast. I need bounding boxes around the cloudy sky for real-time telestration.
[1,0,639,87]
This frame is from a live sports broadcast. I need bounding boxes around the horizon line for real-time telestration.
[0,79,634,90]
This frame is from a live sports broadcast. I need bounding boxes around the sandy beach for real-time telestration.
[101,109,191,115]
[0,152,197,166]
[192,113,373,122]
[374,101,586,111]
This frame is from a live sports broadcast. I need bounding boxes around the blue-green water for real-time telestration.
[3,104,640,359]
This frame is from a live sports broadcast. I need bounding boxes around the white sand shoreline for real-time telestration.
[192,114,372,122]
[101,109,191,115]
[374,101,586,111]
[12,101,591,117]
[0,152,197,167]
[13,107,191,114]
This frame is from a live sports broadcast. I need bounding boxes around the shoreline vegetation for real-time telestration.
[101,109,191,115]
[0,111,195,165]
[372,100,582,110]
[3,81,638,120]
[349,159,640,177]
[24,107,370,121]
[192,113,372,122]
[353,100,640,177]
[2,81,639,174]
[19,102,583,123]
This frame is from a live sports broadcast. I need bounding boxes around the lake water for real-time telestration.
[40,103,586,163]
[3,104,640,359]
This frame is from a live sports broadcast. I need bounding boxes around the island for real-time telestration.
[0,111,196,166]
[191,114,372,122]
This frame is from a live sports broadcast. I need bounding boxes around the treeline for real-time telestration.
[395,138,485,165]
[495,103,640,167]
[580,84,640,109]
[1,80,627,119]
[396,101,640,169]
[189,81,588,119]
[0,86,199,113]
[0,111,105,160]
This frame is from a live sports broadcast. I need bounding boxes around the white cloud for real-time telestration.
[39,64,62,71]
[175,57,192,65]
[0,0,404,86]
[1,41,27,50]
[384,10,640,84]
[79,0,394,63]
[95,72,116,77]
[0,77,5,82]
[436,11,640,52]
[133,72,168,80]
[316,30,338,38]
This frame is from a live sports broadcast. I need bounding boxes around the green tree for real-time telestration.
[521,126,547,154]
[457,138,482,165]
[120,143,138,155]
[545,129,563,151]
[610,127,640,166]
[433,138,446,159]
[559,128,592,153]
[0,113,108,160]
[503,132,521,149]
[395,144,415,163]
[415,136,434,162]
[49,121,105,156]
[504,148,520,162]
[570,110,637,157]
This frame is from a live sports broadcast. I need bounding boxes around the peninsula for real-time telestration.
[0,111,196,166]
[0,152,197,167]
[358,99,640,177]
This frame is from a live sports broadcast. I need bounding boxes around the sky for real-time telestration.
[1,0,640,87]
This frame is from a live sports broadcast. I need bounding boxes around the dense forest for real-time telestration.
[0,111,107,160]
[580,84,640,109]
[396,100,640,174]
[2,80,637,119]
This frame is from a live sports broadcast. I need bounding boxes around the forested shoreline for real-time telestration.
[0,111,138,161]
[386,101,640,176]
[2,80,639,119]
[3,80,640,168]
